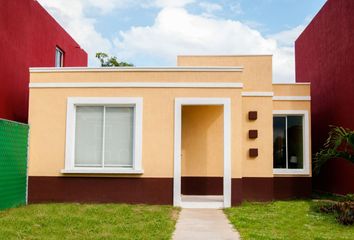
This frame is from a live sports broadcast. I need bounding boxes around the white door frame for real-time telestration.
[173,98,232,208]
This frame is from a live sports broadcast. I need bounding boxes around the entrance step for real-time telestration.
[181,195,224,209]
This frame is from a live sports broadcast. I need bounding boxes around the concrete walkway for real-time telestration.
[173,209,240,240]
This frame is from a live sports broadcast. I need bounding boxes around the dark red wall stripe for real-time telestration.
[28,177,173,205]
[181,177,223,195]
[29,176,311,206]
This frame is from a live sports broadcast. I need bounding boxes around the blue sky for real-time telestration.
[38,0,326,82]
[95,0,325,37]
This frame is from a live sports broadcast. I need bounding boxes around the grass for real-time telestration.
[225,200,354,240]
[0,203,179,240]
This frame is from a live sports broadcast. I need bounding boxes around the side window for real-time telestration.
[55,47,64,67]
[273,115,304,170]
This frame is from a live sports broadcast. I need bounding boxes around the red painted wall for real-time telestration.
[295,0,354,194]
[0,0,87,123]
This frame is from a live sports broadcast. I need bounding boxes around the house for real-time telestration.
[295,0,354,194]
[28,55,311,207]
[0,0,87,123]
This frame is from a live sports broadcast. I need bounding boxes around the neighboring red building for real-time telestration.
[0,0,87,123]
[295,0,354,194]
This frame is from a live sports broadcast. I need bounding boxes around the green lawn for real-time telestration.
[0,203,179,240]
[225,200,354,240]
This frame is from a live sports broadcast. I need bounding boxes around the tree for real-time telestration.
[95,52,133,67]
[313,126,354,175]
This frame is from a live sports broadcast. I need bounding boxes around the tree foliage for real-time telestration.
[96,52,133,67]
[313,125,354,175]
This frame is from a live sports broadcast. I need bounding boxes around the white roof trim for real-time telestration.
[273,96,311,101]
[29,66,243,73]
[273,83,310,85]
[29,82,244,89]
[241,92,274,97]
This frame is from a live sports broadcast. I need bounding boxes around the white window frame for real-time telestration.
[62,97,143,174]
[272,110,310,175]
[55,47,64,67]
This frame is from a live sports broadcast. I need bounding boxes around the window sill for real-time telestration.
[61,168,144,174]
[273,169,310,175]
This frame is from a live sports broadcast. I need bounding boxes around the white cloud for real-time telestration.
[37,0,113,65]
[269,25,306,82]
[152,0,195,8]
[86,0,132,13]
[270,25,305,47]
[116,8,276,57]
[36,0,196,65]
[114,7,301,82]
[272,47,296,82]
[230,2,243,15]
[199,2,223,13]
[37,0,304,82]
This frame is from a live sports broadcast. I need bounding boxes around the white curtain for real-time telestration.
[75,106,103,166]
[104,107,134,167]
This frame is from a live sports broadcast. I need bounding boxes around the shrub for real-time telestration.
[344,194,354,202]
[334,201,354,225]
[312,200,354,225]
[311,201,335,214]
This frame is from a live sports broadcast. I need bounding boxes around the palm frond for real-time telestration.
[324,126,348,149]
[314,125,354,175]
[348,133,354,149]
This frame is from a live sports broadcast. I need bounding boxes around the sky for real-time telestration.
[37,0,327,83]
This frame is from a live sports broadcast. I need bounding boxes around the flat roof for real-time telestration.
[272,83,310,85]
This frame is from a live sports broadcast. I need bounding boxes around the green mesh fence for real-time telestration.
[0,119,29,210]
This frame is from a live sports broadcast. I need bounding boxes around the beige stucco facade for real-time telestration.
[29,56,310,178]
[28,55,311,206]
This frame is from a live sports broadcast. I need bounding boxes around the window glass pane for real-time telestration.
[75,106,103,166]
[273,117,286,168]
[287,116,303,169]
[104,107,134,167]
